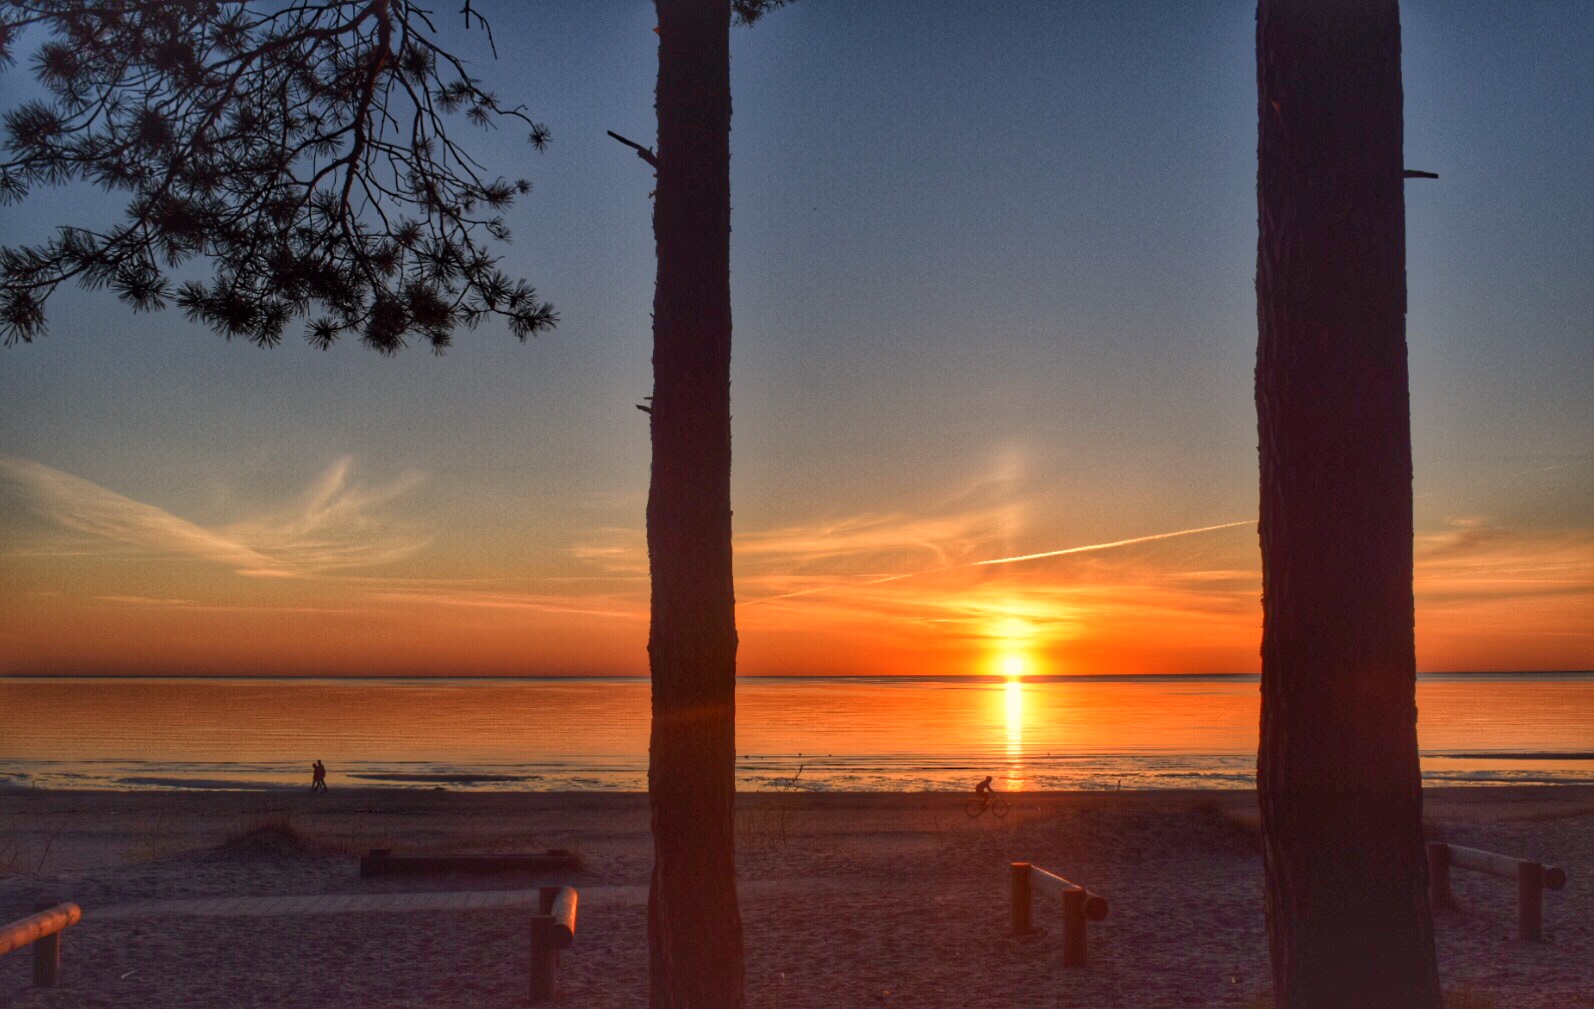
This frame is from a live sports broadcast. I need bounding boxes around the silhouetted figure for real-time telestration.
[310,760,327,794]
[974,775,995,805]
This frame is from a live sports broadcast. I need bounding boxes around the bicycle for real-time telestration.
[964,793,1009,819]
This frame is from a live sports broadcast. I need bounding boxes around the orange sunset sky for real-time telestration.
[2,450,1589,677]
[2,3,1591,678]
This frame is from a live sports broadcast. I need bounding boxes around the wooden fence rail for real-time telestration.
[0,902,82,988]
[1427,842,1567,941]
[1010,862,1108,967]
[529,885,579,1003]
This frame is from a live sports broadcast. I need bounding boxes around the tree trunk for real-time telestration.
[1255,2,1443,1007]
[646,2,745,1008]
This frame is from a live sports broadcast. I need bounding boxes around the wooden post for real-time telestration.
[1426,842,1451,910]
[1518,861,1544,941]
[530,886,577,1001]
[1021,865,1107,967]
[1010,862,1033,935]
[1,901,81,988]
[31,902,60,989]
[1431,844,1566,941]
[547,888,578,947]
[530,914,558,1003]
[1061,888,1088,967]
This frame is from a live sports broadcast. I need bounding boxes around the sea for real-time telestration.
[2,674,1591,793]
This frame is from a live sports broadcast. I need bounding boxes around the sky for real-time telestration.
[1,0,1590,678]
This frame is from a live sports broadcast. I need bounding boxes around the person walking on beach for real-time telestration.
[310,759,328,793]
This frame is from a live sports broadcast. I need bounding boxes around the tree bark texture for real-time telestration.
[1255,2,1443,1007]
[646,2,745,1008]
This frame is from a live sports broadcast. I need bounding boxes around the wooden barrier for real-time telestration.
[1010,862,1108,967]
[1427,842,1567,941]
[530,885,579,1003]
[359,848,579,877]
[0,902,82,988]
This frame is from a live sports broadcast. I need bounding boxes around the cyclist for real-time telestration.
[965,776,1010,818]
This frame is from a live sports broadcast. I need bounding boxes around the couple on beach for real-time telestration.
[310,759,328,793]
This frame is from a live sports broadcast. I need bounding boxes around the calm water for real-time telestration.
[2,675,1591,792]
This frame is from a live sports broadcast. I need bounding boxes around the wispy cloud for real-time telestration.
[217,457,427,574]
[569,527,650,575]
[0,454,427,578]
[562,467,1594,673]
[573,464,1030,587]
[1,454,278,572]
[369,585,643,620]
[96,595,200,607]
[90,595,364,615]
[737,506,1023,573]
[571,505,1022,584]
[563,458,1257,650]
[1416,518,1594,605]
[739,518,1254,607]
[735,520,1259,656]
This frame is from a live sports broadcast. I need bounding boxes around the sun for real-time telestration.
[1001,653,1028,679]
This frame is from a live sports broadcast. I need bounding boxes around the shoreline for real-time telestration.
[8,775,1594,795]
[8,758,1592,795]
[7,781,1594,796]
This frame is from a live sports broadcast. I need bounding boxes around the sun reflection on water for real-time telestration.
[1003,673,1025,790]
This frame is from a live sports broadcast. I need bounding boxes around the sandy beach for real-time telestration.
[2,786,1590,1008]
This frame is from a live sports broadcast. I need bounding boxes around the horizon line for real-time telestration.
[4,670,1590,682]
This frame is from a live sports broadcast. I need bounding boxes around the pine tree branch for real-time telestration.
[606,130,659,169]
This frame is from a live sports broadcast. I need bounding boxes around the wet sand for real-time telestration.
[2,787,1590,1007]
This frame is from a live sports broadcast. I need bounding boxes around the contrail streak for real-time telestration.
[971,520,1254,567]
[743,518,1254,606]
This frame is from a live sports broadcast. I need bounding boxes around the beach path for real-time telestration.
[87,885,644,921]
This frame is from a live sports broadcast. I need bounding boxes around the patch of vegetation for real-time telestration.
[738,765,809,852]
[216,807,306,853]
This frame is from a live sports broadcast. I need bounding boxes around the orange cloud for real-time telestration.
[1413,518,1594,671]
[4,454,1590,677]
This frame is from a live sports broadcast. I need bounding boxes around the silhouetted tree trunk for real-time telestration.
[1255,2,1443,1008]
[645,2,745,1008]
